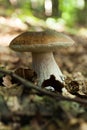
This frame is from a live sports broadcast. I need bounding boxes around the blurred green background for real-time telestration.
[0,0,87,33]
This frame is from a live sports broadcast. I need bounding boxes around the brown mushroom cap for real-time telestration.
[9,30,74,52]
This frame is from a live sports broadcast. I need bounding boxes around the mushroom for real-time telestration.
[9,29,74,87]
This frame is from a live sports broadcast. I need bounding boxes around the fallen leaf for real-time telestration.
[2,75,12,88]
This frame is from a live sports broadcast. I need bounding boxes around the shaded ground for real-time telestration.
[0,16,87,130]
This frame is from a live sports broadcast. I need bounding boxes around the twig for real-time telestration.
[0,68,87,104]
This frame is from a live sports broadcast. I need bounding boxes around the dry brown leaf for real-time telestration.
[2,75,13,88]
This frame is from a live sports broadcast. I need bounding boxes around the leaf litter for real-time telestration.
[0,18,87,130]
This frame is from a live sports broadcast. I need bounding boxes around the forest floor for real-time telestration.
[0,16,87,130]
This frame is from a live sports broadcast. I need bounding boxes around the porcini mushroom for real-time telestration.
[9,30,74,87]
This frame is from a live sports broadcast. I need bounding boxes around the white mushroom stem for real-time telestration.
[32,52,64,87]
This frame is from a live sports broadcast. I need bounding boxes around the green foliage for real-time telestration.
[0,0,86,28]
[19,0,32,15]
[59,0,77,27]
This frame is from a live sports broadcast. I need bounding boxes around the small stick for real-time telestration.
[0,68,87,104]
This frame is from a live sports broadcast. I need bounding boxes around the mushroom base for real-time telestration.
[32,52,64,87]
